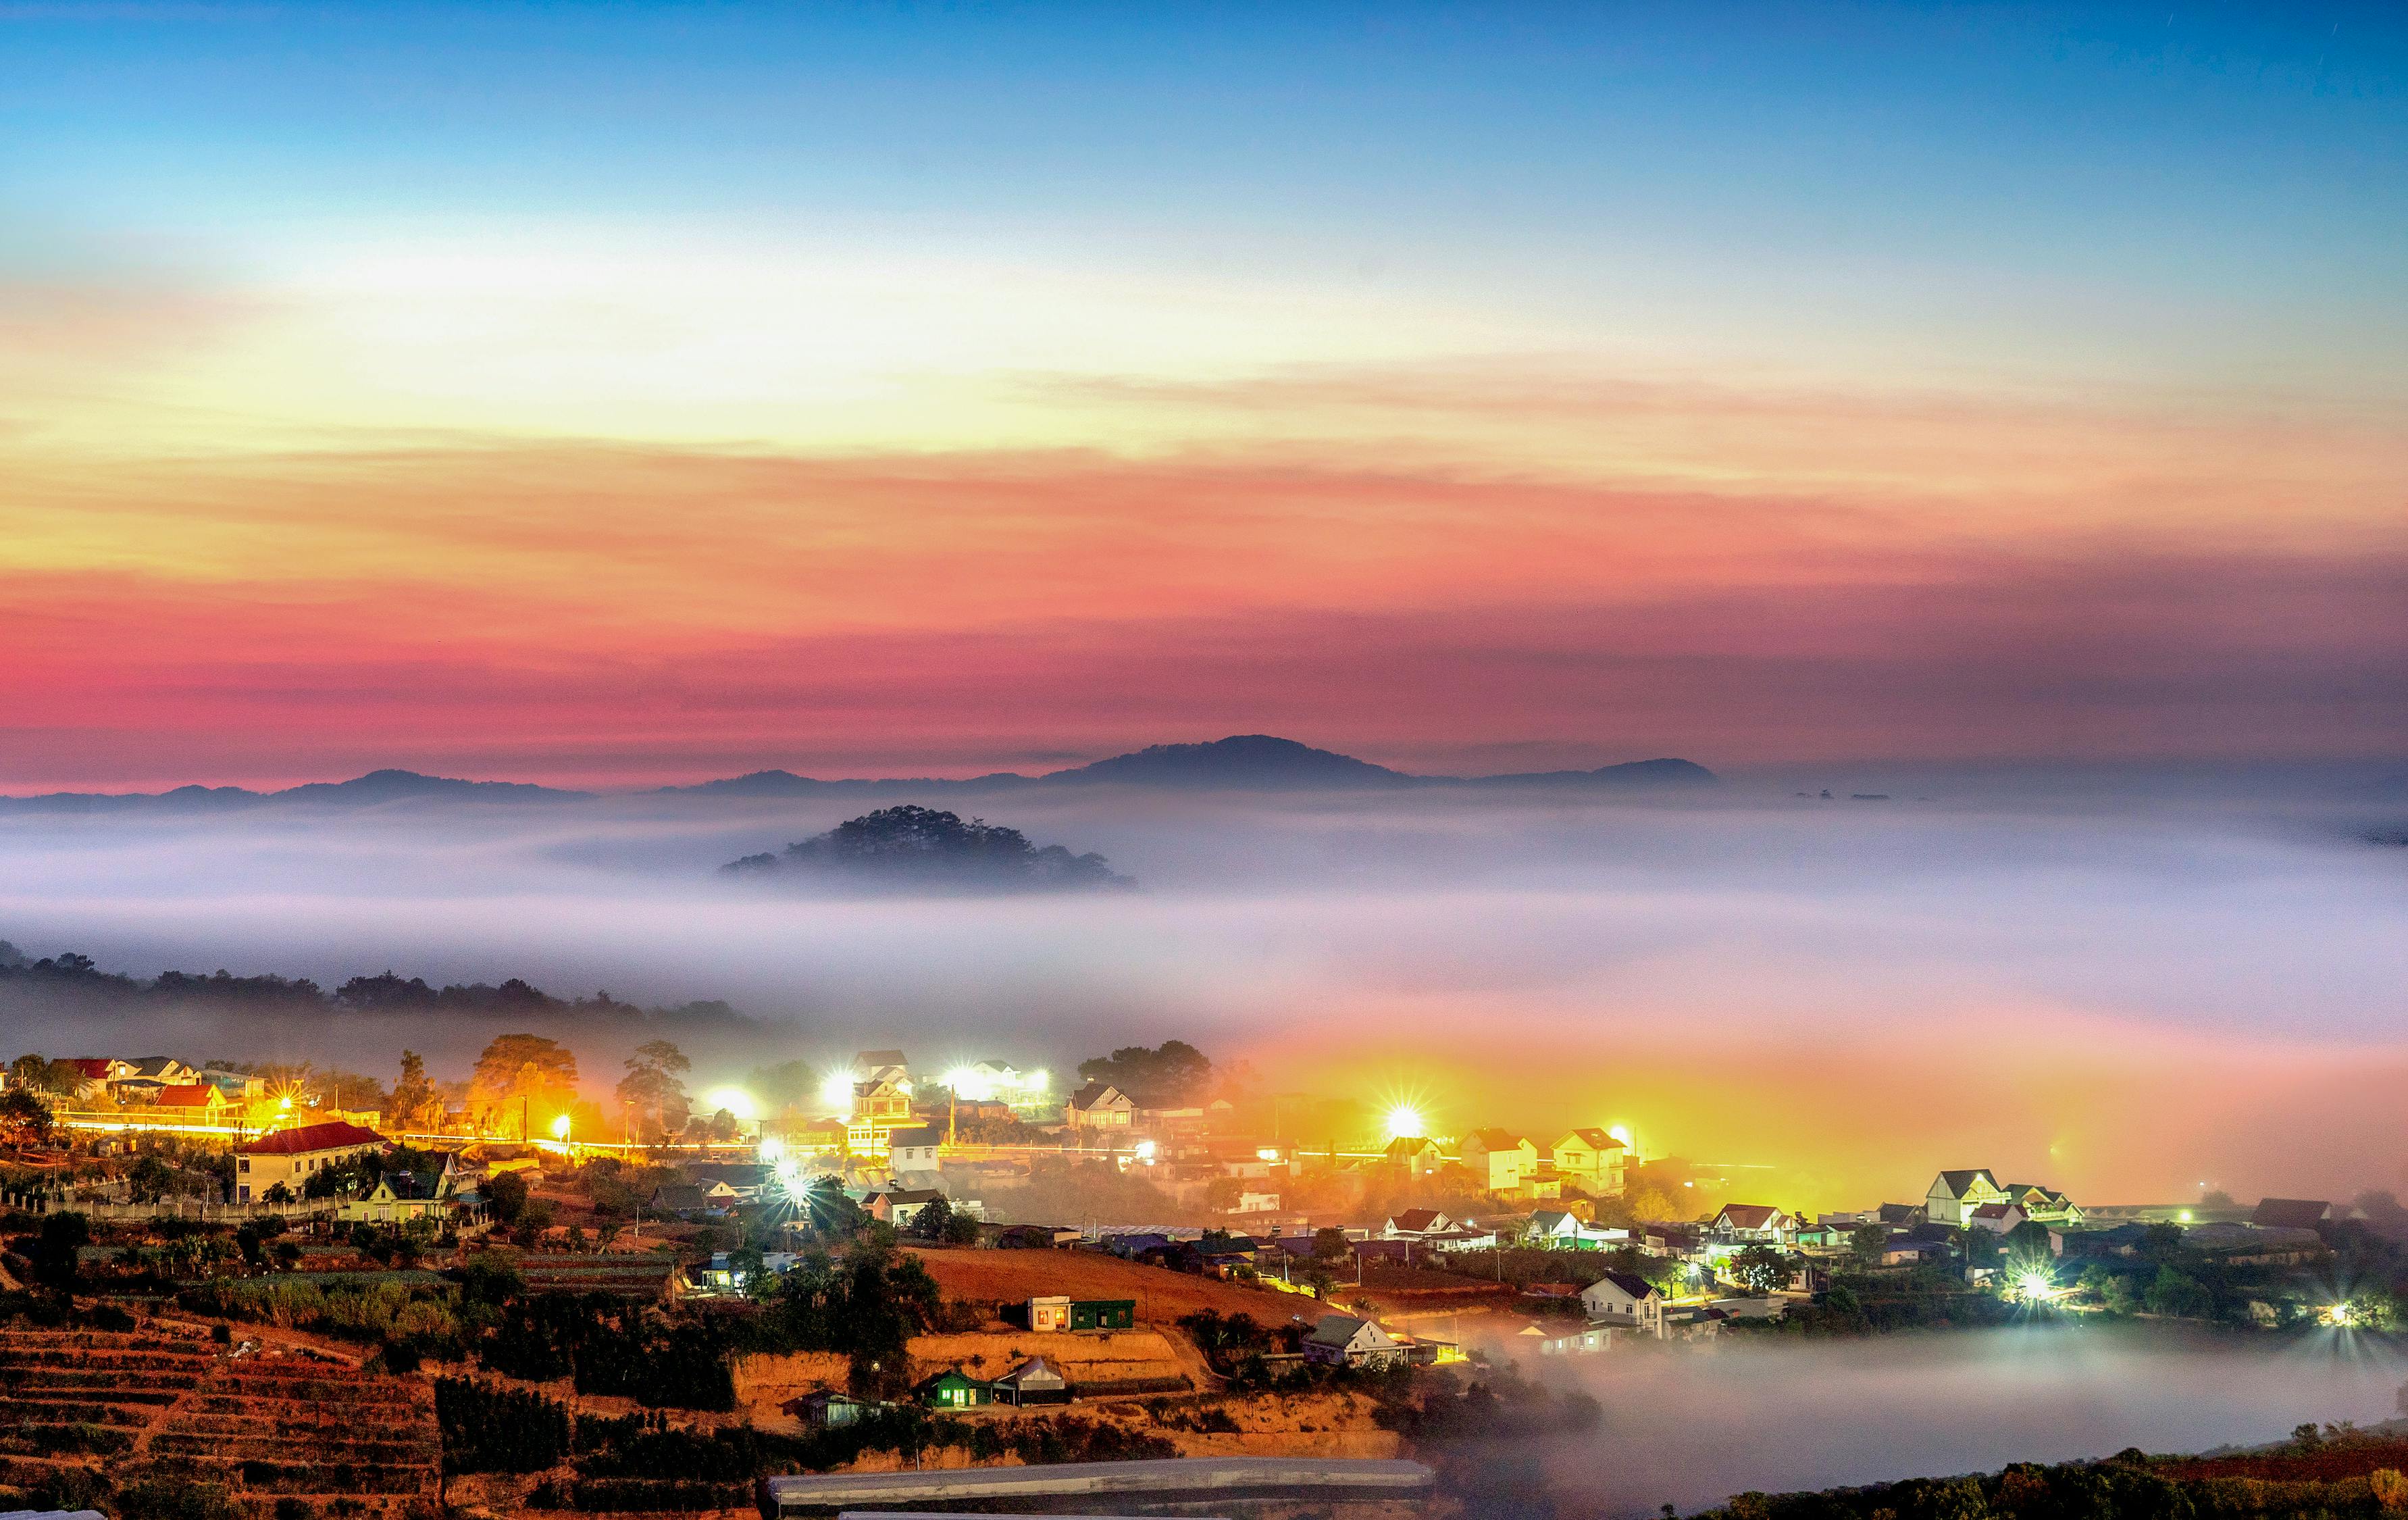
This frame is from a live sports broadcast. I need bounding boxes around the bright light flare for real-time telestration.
[757,1135,785,1163]
[2017,1272,2055,1301]
[705,1086,757,1122]
[2326,1302,2357,1327]
[1133,1139,1158,1163]
[818,1070,855,1115]
[549,1113,571,1140]
[944,1066,996,1102]
[1383,1105,1426,1141]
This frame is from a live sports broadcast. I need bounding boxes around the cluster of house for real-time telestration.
[19,1057,340,1129]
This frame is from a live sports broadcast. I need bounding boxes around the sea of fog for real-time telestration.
[0,774,2403,1202]
[1529,1324,2408,1517]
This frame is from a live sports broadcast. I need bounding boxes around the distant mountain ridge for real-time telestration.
[652,735,1717,794]
[0,740,1716,810]
[0,769,591,813]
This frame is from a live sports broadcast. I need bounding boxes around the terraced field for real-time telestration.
[0,1321,438,1519]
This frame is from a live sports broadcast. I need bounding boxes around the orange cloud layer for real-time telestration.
[5,365,2403,787]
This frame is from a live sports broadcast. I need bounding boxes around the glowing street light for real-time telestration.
[2016,1271,2057,1302]
[550,1113,571,1142]
[1383,1105,1425,1142]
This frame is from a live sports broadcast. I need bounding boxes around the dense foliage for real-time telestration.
[0,950,744,1036]
[484,1292,735,1410]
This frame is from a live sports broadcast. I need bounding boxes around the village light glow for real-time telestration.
[549,1113,571,1140]
[704,1086,757,1121]
[1383,1105,1425,1141]
[2017,1272,2056,1302]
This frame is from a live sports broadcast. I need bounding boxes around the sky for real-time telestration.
[4,2,2406,788]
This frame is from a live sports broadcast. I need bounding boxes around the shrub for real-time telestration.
[436,1377,572,1474]
[117,1478,238,1520]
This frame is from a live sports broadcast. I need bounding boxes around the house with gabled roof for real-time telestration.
[1382,1209,1454,1240]
[993,1357,1070,1406]
[1302,1313,1404,1369]
[1459,1129,1538,1193]
[1549,1128,1628,1196]
[1579,1270,1668,1338]
[1710,1204,1797,1242]
[1925,1169,2009,1227]
[2004,1184,2084,1227]
[1065,1083,1135,1132]
[1383,1135,1443,1178]
[1527,1209,1619,1250]
[1966,1201,2030,1236]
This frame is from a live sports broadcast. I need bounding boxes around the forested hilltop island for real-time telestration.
[723,805,1131,891]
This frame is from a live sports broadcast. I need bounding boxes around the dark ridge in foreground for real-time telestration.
[723,805,1132,891]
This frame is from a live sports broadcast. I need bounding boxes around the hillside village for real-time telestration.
[0,1036,2396,1517]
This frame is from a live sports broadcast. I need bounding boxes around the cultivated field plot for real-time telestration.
[0,1321,438,1519]
[913,1246,1312,1324]
[514,1252,681,1300]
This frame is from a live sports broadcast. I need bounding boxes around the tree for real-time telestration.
[127,1154,175,1203]
[1205,1177,1244,1213]
[908,1196,955,1241]
[1847,1222,1889,1268]
[1727,1244,1791,1296]
[322,1069,388,1112]
[2143,1265,2212,1319]
[942,1211,981,1246]
[802,1175,865,1238]
[1075,1041,1212,1107]
[469,1034,580,1138]
[616,1041,691,1142]
[486,1169,532,1226]
[32,1211,88,1290]
[1313,1227,1351,1261]
[388,1050,440,1131]
[0,1087,53,1142]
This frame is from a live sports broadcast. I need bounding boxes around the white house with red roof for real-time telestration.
[234,1119,386,1203]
